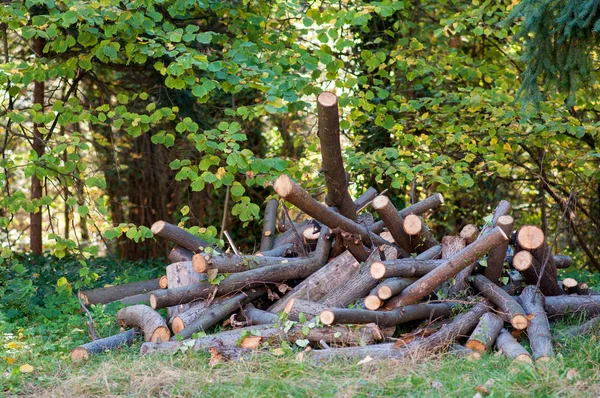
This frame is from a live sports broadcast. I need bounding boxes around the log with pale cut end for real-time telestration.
[519,285,553,361]
[495,328,532,363]
[579,283,590,295]
[465,312,504,353]
[544,295,600,319]
[389,227,508,308]
[159,276,168,289]
[460,224,478,244]
[439,235,466,296]
[562,278,580,295]
[319,302,455,327]
[372,195,414,253]
[303,226,321,243]
[273,220,312,249]
[256,243,294,257]
[554,254,573,269]
[171,301,209,334]
[116,292,155,306]
[516,225,545,250]
[193,253,314,274]
[370,259,445,280]
[484,215,514,284]
[176,288,265,339]
[317,91,356,220]
[151,221,221,253]
[514,248,563,297]
[450,344,482,361]
[116,305,170,343]
[512,251,533,271]
[166,261,205,321]
[472,274,528,330]
[403,214,422,235]
[364,294,382,311]
[259,199,279,253]
[355,187,378,210]
[377,277,417,300]
[78,279,163,305]
[370,193,445,234]
[274,175,390,248]
[70,329,138,361]
[168,246,194,263]
[557,315,600,339]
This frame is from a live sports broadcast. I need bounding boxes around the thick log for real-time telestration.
[338,230,370,262]
[389,227,508,307]
[239,303,279,325]
[495,328,532,363]
[516,227,562,297]
[310,302,488,362]
[171,301,210,334]
[193,253,315,274]
[472,274,528,330]
[288,299,329,321]
[115,292,154,306]
[484,215,514,284]
[403,215,422,236]
[557,315,600,339]
[259,199,279,252]
[554,254,573,269]
[465,312,503,353]
[519,286,553,361]
[116,305,170,343]
[439,236,466,295]
[460,224,478,244]
[377,278,418,300]
[562,278,581,295]
[176,288,265,339]
[78,279,163,305]
[274,175,391,248]
[317,92,356,220]
[319,302,455,327]
[516,225,545,250]
[372,195,415,253]
[256,243,294,257]
[70,329,139,361]
[355,187,378,210]
[168,246,193,263]
[370,194,444,234]
[370,259,445,279]
[166,261,204,320]
[544,295,600,319]
[151,221,221,254]
[514,252,563,297]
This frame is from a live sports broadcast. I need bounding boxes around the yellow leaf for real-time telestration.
[7,342,18,349]
[20,364,34,373]
[4,357,15,364]
[503,143,512,152]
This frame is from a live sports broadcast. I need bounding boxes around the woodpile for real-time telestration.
[72,92,595,365]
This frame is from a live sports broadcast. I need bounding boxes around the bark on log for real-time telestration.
[274,175,392,248]
[484,215,514,284]
[460,224,478,244]
[465,312,503,353]
[78,279,163,305]
[288,299,329,321]
[501,270,526,296]
[372,195,416,254]
[71,329,138,361]
[176,288,265,339]
[514,252,563,297]
[273,220,312,249]
[259,199,279,253]
[516,226,562,296]
[256,243,294,257]
[557,315,600,339]
[310,302,488,362]
[337,229,370,262]
[319,302,455,327]
[450,344,481,360]
[439,236,466,295]
[171,301,210,334]
[166,261,205,321]
[116,305,170,343]
[168,246,194,263]
[355,187,378,210]
[151,221,221,253]
[193,253,316,274]
[115,292,154,306]
[472,274,528,330]
[370,259,445,279]
[317,92,356,220]
[561,278,580,295]
[377,278,418,300]
[370,194,444,234]
[239,303,279,325]
[544,295,600,319]
[554,254,573,269]
[512,253,572,271]
[519,285,553,361]
[389,227,508,307]
[495,328,532,363]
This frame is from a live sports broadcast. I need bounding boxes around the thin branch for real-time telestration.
[77,291,98,341]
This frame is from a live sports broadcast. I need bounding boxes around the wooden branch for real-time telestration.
[495,328,532,363]
[116,305,170,343]
[78,279,163,305]
[354,187,378,210]
[465,313,503,353]
[439,236,466,296]
[166,261,206,321]
[370,259,445,279]
[317,91,356,220]
[377,277,418,300]
[514,250,563,297]
[519,286,553,361]
[273,220,312,249]
[319,302,455,327]
[483,215,514,284]
[193,253,311,274]
[472,274,528,330]
[372,195,415,253]
[389,227,508,307]
[151,221,221,253]
[71,329,138,361]
[460,224,478,244]
[562,278,581,294]
[171,301,209,334]
[287,299,329,321]
[557,315,600,339]
[544,295,600,319]
[239,303,279,325]
[370,193,444,234]
[260,199,279,252]
[403,214,422,236]
[256,243,294,257]
[339,230,370,262]
[501,270,526,296]
[167,246,193,263]
[554,254,573,269]
[450,344,481,360]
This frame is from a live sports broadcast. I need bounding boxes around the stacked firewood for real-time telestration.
[71,93,599,364]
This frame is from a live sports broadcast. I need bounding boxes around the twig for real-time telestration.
[77,291,98,341]
[219,185,231,242]
[281,201,308,257]
[223,230,240,255]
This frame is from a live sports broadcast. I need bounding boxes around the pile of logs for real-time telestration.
[71,92,599,364]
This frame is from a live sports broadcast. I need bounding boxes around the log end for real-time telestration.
[70,347,89,362]
[514,353,533,364]
[511,314,529,330]
[517,225,545,250]
[171,317,185,335]
[378,285,393,300]
[151,220,166,235]
[273,175,294,198]
[370,261,386,280]
[303,228,320,241]
[465,340,486,353]
[149,294,158,309]
[159,276,169,289]
[317,91,337,108]
[562,278,578,290]
[460,224,479,244]
[536,355,551,363]
[364,295,382,311]
[192,253,207,273]
[513,251,533,271]
[150,326,171,343]
[403,215,422,236]
[497,215,514,227]
[320,310,335,326]
[77,291,90,306]
[371,195,390,211]
[436,193,444,205]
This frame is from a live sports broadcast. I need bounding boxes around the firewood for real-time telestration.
[151,221,221,254]
[170,301,210,334]
[260,199,279,253]
[168,246,193,263]
[515,226,562,296]
[370,259,445,279]
[544,295,600,319]
[303,226,321,250]
[472,274,528,330]
[116,305,170,343]
[516,225,545,250]
[495,328,532,363]
[372,195,416,254]
[403,214,422,236]
[465,312,503,353]
[363,294,383,311]
[274,175,392,248]
[166,261,205,320]
[319,302,455,327]
[273,220,312,248]
[460,224,478,244]
[193,253,317,274]
[557,315,600,339]
[519,286,553,361]
[484,215,514,284]
[450,344,481,360]
[256,243,294,257]
[388,227,508,307]
[513,252,571,273]
[554,254,573,269]
[561,278,580,295]
[238,303,279,325]
[159,276,168,289]
[377,278,418,300]
[439,236,466,295]
[287,299,329,321]
[354,187,378,210]
[115,292,155,306]
[310,302,488,362]
[500,270,526,296]
[71,329,139,361]
[317,92,356,220]
[338,230,370,262]
[176,288,265,339]
[78,279,163,305]
[370,193,444,234]
[579,283,590,295]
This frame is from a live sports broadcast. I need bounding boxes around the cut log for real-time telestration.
[370,193,444,234]
[355,187,378,210]
[554,254,573,269]
[256,243,294,257]
[303,226,321,251]
[288,299,329,321]
[176,288,265,339]
[159,276,168,289]
[372,195,416,254]
[495,328,532,363]
[519,285,553,361]
[151,221,221,254]
[544,295,600,319]
[115,292,154,306]
[363,293,383,311]
[579,283,590,295]
[450,344,481,360]
[483,215,514,284]
[116,305,170,343]
[259,199,279,253]
[239,303,279,325]
[472,274,528,330]
[168,246,193,263]
[439,236,466,295]
[319,302,455,327]
[166,261,205,321]
[465,312,503,353]
[512,251,533,271]
[193,253,317,274]
[516,225,545,250]
[274,175,392,248]
[460,224,478,244]
[70,329,138,361]
[273,220,312,249]
[388,227,508,307]
[78,279,163,305]
[516,227,562,297]
[557,315,600,339]
[561,278,580,295]
[317,92,356,220]
[377,278,418,300]
[403,214,422,236]
[501,270,526,296]
[310,302,488,362]
[370,259,445,280]
[170,301,210,334]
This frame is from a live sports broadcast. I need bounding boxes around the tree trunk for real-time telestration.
[151,221,221,253]
[30,36,45,256]
[70,329,138,361]
[259,199,279,252]
[518,285,553,361]
[471,274,528,330]
[78,279,163,305]
[116,305,170,343]
[465,312,503,353]
[495,328,532,363]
